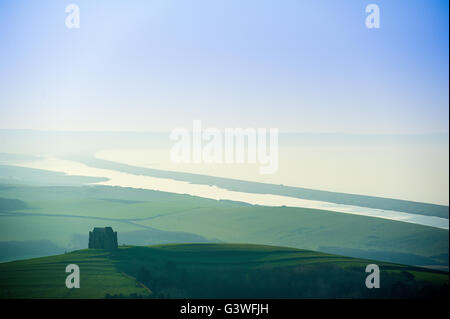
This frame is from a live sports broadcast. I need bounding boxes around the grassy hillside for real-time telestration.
[1,181,448,267]
[0,244,448,299]
[0,248,150,298]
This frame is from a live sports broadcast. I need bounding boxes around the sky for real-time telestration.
[0,0,448,133]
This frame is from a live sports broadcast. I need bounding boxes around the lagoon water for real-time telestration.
[11,157,449,230]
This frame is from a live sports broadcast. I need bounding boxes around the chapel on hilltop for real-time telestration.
[88,227,118,250]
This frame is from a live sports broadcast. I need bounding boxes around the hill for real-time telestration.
[1,179,448,268]
[0,244,448,298]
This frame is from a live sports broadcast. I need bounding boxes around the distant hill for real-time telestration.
[0,240,65,262]
[0,244,447,298]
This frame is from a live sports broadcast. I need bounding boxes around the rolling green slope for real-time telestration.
[0,244,448,299]
[0,182,448,267]
[0,248,150,298]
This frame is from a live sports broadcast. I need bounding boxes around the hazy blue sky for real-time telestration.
[0,0,448,133]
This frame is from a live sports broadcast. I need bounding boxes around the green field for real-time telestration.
[0,175,448,268]
[0,244,448,298]
[0,248,150,298]
[0,164,448,271]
